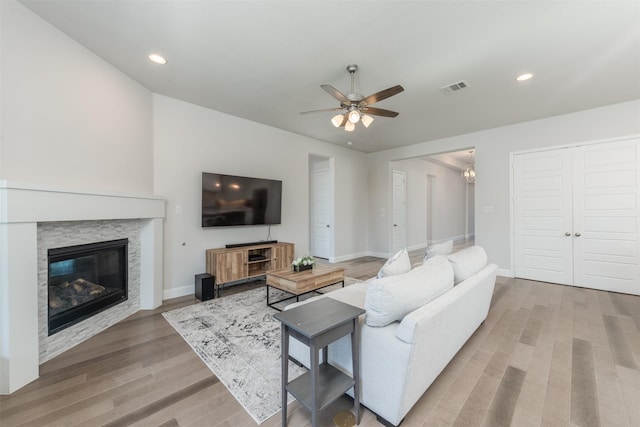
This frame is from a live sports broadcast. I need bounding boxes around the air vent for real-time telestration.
[440,80,470,94]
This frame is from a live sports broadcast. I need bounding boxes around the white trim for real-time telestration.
[0,181,165,224]
[329,251,370,263]
[367,251,392,259]
[163,285,194,300]
[496,268,514,278]
[407,243,429,252]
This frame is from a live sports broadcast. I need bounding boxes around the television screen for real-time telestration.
[202,172,282,227]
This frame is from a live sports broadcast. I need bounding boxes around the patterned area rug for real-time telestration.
[162,278,360,424]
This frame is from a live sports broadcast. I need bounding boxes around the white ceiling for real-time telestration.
[19,1,640,153]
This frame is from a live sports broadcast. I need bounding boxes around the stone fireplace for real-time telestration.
[0,182,165,394]
[37,220,142,362]
[47,238,129,336]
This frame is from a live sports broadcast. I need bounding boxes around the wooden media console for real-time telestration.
[206,241,294,294]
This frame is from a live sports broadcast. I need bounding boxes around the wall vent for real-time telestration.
[440,80,470,94]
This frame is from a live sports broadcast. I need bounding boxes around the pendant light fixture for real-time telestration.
[461,150,476,184]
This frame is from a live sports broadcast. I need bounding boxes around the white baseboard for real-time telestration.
[407,243,429,252]
[367,250,391,259]
[330,251,370,263]
[163,285,193,300]
[496,268,514,278]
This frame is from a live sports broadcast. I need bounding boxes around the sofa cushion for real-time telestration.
[377,247,411,278]
[424,239,453,261]
[446,246,488,285]
[326,281,368,308]
[365,255,454,327]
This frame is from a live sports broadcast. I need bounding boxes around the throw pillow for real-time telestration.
[424,239,453,261]
[365,255,454,327]
[376,247,411,278]
[446,245,488,285]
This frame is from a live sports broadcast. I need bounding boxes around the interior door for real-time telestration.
[312,168,331,259]
[514,139,639,295]
[573,140,639,294]
[392,170,407,253]
[514,149,574,285]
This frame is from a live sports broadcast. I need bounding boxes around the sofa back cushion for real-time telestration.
[423,239,453,261]
[364,255,454,327]
[446,246,488,285]
[377,247,411,278]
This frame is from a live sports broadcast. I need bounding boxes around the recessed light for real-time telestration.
[347,141,353,146]
[516,73,533,82]
[148,54,167,65]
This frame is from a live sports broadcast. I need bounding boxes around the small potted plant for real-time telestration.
[292,255,315,272]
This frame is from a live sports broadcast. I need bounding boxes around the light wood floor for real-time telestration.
[2,247,639,427]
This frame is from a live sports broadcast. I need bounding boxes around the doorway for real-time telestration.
[426,174,435,244]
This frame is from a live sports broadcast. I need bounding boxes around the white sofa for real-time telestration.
[286,246,497,426]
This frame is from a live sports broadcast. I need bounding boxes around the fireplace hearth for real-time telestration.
[48,239,128,335]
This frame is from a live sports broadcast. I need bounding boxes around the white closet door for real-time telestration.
[312,168,331,259]
[573,139,639,294]
[514,149,574,285]
[392,170,407,253]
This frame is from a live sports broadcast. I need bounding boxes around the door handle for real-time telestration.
[326,224,330,228]
[575,232,581,237]
[394,224,398,227]
[565,232,571,236]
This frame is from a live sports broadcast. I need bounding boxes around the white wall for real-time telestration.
[368,100,640,272]
[389,158,467,252]
[0,1,153,194]
[467,183,475,237]
[153,95,368,297]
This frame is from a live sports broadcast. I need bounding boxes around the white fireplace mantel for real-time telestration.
[0,181,166,394]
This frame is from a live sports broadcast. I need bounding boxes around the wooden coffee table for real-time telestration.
[265,265,345,310]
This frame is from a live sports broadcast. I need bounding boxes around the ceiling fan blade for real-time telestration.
[299,107,344,115]
[321,84,350,103]
[363,107,399,118]
[361,85,404,106]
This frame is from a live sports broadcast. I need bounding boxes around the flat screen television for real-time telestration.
[202,172,282,227]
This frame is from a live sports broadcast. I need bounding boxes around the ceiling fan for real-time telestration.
[300,64,404,132]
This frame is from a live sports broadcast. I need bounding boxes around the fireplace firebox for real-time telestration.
[48,239,128,335]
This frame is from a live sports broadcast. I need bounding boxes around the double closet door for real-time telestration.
[514,138,639,295]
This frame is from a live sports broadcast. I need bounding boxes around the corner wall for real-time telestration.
[153,95,368,298]
[0,1,153,194]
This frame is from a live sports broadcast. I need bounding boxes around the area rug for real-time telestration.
[162,278,360,424]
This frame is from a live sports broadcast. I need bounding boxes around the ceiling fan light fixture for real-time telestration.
[361,114,374,128]
[331,114,345,127]
[300,64,404,134]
